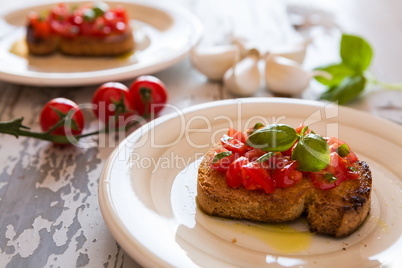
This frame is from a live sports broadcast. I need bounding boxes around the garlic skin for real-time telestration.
[265,54,331,95]
[224,49,261,96]
[190,44,238,80]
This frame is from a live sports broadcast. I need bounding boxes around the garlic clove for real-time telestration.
[271,38,312,64]
[190,44,238,80]
[265,54,311,95]
[224,49,261,96]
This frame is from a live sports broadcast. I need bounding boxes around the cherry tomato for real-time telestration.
[273,161,302,188]
[209,148,235,172]
[225,156,249,188]
[40,98,84,136]
[241,162,275,194]
[221,134,248,155]
[129,75,167,115]
[92,82,135,126]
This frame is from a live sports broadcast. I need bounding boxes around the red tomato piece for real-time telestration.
[209,148,235,172]
[225,156,249,188]
[92,82,135,126]
[310,152,348,190]
[310,172,340,190]
[241,162,275,194]
[244,148,266,162]
[273,161,302,188]
[232,130,247,143]
[347,168,360,179]
[221,135,248,155]
[28,13,51,38]
[266,152,289,170]
[40,98,84,136]
[326,136,358,163]
[327,152,348,181]
[226,127,237,137]
[129,75,168,116]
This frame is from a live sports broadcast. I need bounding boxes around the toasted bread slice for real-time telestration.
[26,25,134,57]
[197,144,372,237]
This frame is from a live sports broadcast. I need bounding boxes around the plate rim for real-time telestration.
[0,0,203,87]
[98,97,402,267]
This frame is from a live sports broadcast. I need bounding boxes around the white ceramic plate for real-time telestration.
[0,0,202,86]
[99,98,402,268]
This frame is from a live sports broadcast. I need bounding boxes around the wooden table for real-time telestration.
[1,0,401,267]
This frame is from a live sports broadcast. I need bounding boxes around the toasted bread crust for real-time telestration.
[26,25,134,57]
[197,144,372,237]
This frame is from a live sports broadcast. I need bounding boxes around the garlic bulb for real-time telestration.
[265,54,331,95]
[223,49,261,96]
[190,44,238,80]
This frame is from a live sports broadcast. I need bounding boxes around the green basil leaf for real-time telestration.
[256,152,275,163]
[249,122,265,135]
[340,34,373,73]
[299,125,309,137]
[246,124,298,152]
[320,75,366,104]
[83,9,96,21]
[212,151,232,165]
[291,133,330,172]
[336,143,350,157]
[93,2,109,17]
[314,63,356,87]
[348,166,358,172]
[324,172,337,183]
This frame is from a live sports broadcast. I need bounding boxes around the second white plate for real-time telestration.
[99,98,402,267]
[0,0,203,86]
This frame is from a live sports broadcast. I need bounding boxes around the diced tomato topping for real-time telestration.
[347,167,360,179]
[213,125,361,194]
[221,135,247,155]
[326,136,358,163]
[244,148,266,162]
[310,172,340,190]
[311,152,348,190]
[227,128,247,143]
[265,152,289,170]
[28,3,130,39]
[225,156,248,188]
[273,161,302,188]
[209,148,235,172]
[241,162,275,194]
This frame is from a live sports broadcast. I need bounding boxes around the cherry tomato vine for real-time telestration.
[0,76,168,145]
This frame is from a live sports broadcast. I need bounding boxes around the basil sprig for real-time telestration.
[315,34,373,104]
[246,124,330,172]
